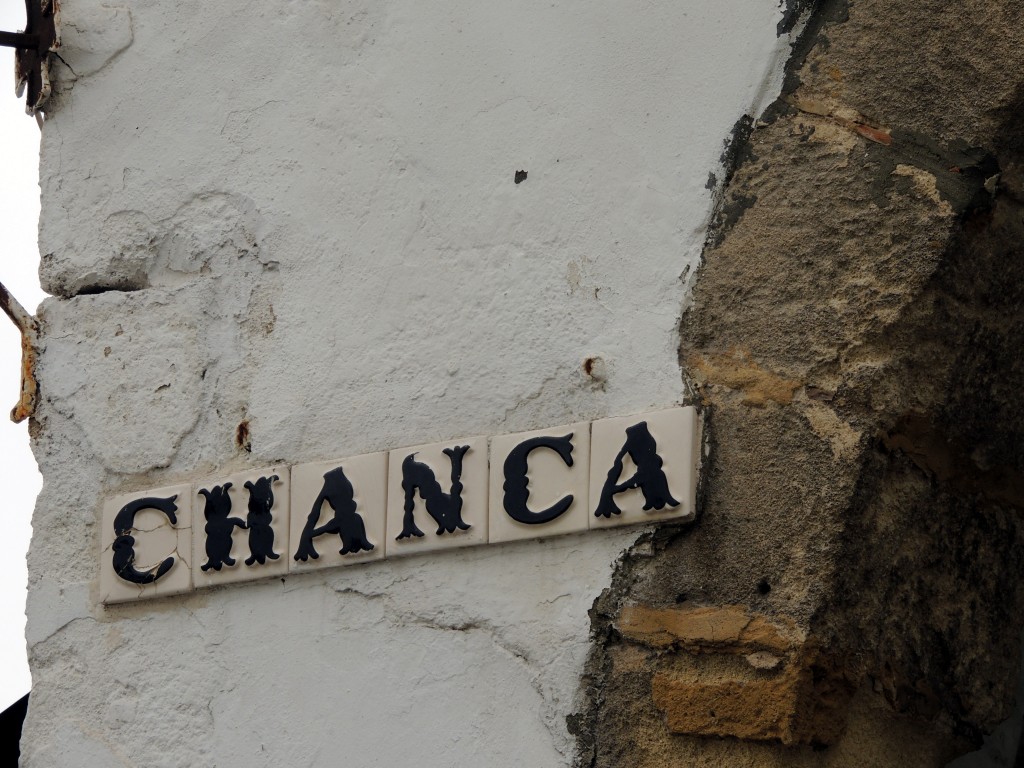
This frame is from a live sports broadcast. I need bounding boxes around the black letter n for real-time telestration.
[397,446,472,539]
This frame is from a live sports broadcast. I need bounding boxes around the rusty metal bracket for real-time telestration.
[3,0,58,113]
[0,282,38,423]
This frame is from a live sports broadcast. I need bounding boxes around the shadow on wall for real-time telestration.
[947,632,1024,768]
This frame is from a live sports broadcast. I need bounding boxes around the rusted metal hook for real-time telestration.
[0,282,38,423]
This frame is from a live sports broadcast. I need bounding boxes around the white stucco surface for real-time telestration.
[23,0,793,764]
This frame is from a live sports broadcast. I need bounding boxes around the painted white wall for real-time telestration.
[22,0,793,764]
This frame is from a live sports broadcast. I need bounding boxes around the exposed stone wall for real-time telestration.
[574,1,1024,765]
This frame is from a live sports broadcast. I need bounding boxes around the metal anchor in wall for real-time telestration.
[0,0,58,114]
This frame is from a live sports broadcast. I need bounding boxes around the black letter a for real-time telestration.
[594,421,679,518]
[294,467,375,561]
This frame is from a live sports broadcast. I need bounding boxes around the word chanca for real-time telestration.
[100,406,701,604]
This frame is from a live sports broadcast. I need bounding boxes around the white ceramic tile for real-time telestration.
[100,483,194,604]
[289,452,387,572]
[589,406,700,529]
[488,422,591,543]
[385,436,488,556]
[193,466,290,588]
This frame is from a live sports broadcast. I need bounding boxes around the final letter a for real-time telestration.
[593,421,679,518]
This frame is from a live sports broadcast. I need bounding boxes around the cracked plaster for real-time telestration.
[22,0,797,765]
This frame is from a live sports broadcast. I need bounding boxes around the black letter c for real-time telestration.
[502,434,575,525]
[111,496,179,584]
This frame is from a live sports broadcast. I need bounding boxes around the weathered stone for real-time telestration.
[619,605,852,746]
[617,604,801,654]
[574,0,1024,764]
[653,668,806,743]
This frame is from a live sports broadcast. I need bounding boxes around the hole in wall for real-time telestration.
[236,420,252,453]
[514,170,528,184]
[757,578,772,595]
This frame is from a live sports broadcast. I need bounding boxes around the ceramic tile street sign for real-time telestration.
[99,406,701,604]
